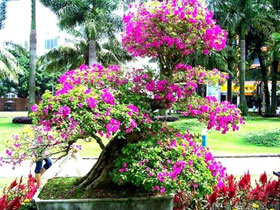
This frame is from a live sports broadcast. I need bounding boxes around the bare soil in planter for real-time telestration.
[39,177,156,200]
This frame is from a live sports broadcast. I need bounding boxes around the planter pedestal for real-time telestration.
[34,186,173,210]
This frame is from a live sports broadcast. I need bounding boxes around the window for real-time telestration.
[45,38,58,50]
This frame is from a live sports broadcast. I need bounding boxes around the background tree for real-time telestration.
[268,0,280,114]
[28,0,37,113]
[1,0,38,112]
[246,28,271,114]
[268,32,280,114]
[0,42,59,98]
[0,43,22,82]
[39,0,123,66]
[245,0,280,115]
[208,0,274,115]
[208,0,247,112]
[38,25,132,76]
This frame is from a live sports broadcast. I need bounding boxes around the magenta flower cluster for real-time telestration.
[183,96,244,134]
[122,0,226,58]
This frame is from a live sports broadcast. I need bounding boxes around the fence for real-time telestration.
[0,98,40,111]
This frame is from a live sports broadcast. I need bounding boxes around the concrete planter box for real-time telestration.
[34,184,174,210]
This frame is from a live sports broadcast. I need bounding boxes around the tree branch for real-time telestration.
[92,133,105,150]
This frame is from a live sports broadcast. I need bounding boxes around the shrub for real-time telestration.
[244,129,280,147]
[112,125,225,196]
[153,116,179,122]
[238,103,249,116]
[12,117,33,124]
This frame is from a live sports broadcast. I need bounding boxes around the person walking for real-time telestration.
[33,134,52,185]
[34,153,52,185]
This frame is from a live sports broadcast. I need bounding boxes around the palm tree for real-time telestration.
[268,0,280,114]
[245,0,280,115]
[28,0,37,113]
[0,43,22,82]
[38,26,132,72]
[208,0,246,109]
[40,0,123,66]
[208,0,274,114]
[1,0,38,112]
[268,33,280,114]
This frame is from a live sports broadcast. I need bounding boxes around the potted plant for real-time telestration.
[2,0,243,209]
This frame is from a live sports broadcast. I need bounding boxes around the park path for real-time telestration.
[0,156,280,178]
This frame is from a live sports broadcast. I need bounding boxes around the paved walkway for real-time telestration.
[216,156,280,175]
[1,156,280,178]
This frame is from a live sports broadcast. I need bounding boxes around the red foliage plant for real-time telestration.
[173,172,280,210]
[0,174,38,210]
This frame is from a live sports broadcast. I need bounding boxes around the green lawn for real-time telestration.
[0,118,24,152]
[169,116,280,155]
[1,115,279,157]
[0,118,104,157]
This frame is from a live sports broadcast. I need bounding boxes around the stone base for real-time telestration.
[34,186,174,210]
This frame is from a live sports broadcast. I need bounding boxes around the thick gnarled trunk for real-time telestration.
[77,132,141,190]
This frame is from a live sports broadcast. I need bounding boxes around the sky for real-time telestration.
[0,0,157,68]
[0,0,60,53]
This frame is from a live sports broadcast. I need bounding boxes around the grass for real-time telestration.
[0,118,24,152]
[169,116,280,155]
[0,113,279,157]
[0,117,104,157]
[39,177,152,200]
[39,177,83,199]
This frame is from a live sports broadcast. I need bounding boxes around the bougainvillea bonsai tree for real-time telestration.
[1,0,243,201]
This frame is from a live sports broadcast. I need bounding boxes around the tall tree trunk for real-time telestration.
[257,50,270,114]
[88,40,97,66]
[271,11,280,115]
[77,132,141,190]
[197,84,206,97]
[257,84,262,115]
[28,0,36,114]
[227,75,232,102]
[239,22,247,108]
[270,60,278,115]
[226,36,235,103]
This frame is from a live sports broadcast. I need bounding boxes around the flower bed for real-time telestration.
[174,172,280,210]
[0,175,38,210]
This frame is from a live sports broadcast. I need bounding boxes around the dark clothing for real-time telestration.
[35,157,52,173]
